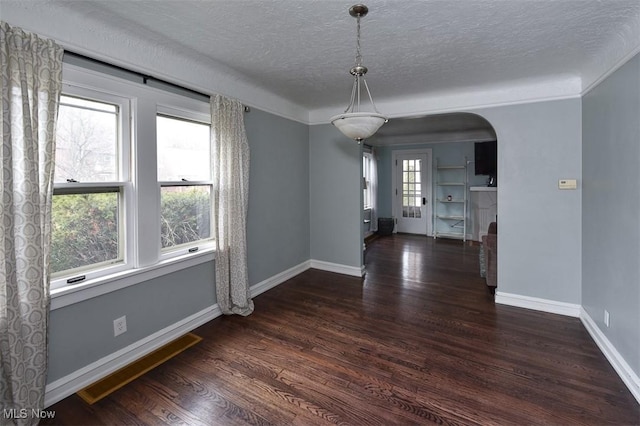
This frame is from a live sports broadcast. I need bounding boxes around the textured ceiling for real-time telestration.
[52,0,640,112]
[3,0,639,139]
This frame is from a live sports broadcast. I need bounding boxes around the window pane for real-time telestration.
[55,95,118,182]
[61,96,117,113]
[401,158,423,219]
[161,186,212,248]
[51,192,120,274]
[157,115,211,181]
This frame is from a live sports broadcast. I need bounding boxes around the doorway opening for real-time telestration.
[366,112,497,242]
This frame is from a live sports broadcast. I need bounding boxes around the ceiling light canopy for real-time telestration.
[330,4,387,143]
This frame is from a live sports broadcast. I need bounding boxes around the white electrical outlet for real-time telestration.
[113,315,127,336]
[604,310,610,327]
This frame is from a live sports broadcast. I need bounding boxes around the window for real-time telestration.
[157,113,213,252]
[49,65,214,297]
[402,159,422,218]
[51,90,131,284]
[363,152,373,209]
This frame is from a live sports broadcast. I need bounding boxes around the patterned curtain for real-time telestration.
[211,94,254,316]
[0,22,63,424]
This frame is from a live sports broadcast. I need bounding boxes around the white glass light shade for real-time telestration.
[330,112,386,141]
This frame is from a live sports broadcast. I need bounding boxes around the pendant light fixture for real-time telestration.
[330,4,387,143]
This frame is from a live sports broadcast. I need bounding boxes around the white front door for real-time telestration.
[393,150,432,235]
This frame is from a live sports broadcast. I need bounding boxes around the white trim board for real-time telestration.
[50,250,215,310]
[44,260,311,408]
[45,264,640,409]
[250,261,311,298]
[496,291,639,404]
[309,259,365,277]
[495,291,581,317]
[44,305,220,408]
[580,308,640,405]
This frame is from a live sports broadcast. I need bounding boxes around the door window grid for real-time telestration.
[402,159,422,218]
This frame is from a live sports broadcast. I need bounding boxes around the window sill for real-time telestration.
[50,248,215,310]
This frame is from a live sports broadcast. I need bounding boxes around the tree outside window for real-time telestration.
[157,114,213,250]
[52,95,123,276]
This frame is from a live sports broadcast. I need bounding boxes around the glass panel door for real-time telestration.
[394,151,431,235]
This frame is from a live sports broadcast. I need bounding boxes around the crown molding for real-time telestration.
[3,1,639,126]
[1,2,310,125]
[309,76,582,125]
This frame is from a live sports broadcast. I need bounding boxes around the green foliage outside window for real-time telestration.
[161,187,211,249]
[51,193,119,274]
[51,189,211,275]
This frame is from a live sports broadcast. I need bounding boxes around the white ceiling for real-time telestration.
[3,0,640,138]
[369,112,496,146]
[50,0,639,107]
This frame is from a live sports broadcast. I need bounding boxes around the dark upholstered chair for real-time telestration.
[482,222,497,292]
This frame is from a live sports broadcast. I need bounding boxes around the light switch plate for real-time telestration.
[558,179,577,190]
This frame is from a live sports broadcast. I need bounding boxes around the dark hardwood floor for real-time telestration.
[43,234,639,425]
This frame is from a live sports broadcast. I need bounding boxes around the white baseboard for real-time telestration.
[44,304,221,407]
[44,264,640,410]
[309,259,365,277]
[44,261,313,408]
[495,291,581,317]
[250,260,311,298]
[496,292,640,404]
[580,308,640,404]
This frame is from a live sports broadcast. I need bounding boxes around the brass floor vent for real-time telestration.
[77,332,202,404]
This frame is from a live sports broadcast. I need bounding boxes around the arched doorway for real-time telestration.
[364,112,497,241]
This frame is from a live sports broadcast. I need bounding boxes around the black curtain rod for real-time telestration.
[64,51,211,101]
[64,51,251,111]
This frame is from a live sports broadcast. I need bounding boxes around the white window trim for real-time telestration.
[363,152,373,210]
[158,180,215,261]
[50,182,132,290]
[51,86,132,290]
[156,109,214,259]
[157,104,209,124]
[50,248,215,310]
[50,63,215,305]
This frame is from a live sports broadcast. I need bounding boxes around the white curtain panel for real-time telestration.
[211,94,254,316]
[0,22,63,424]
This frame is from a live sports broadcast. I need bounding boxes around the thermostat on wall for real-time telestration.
[558,179,577,190]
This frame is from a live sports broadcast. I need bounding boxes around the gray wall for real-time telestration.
[475,98,583,304]
[373,99,582,305]
[309,125,363,268]
[582,53,640,375]
[47,107,311,383]
[245,108,310,283]
[48,263,215,382]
